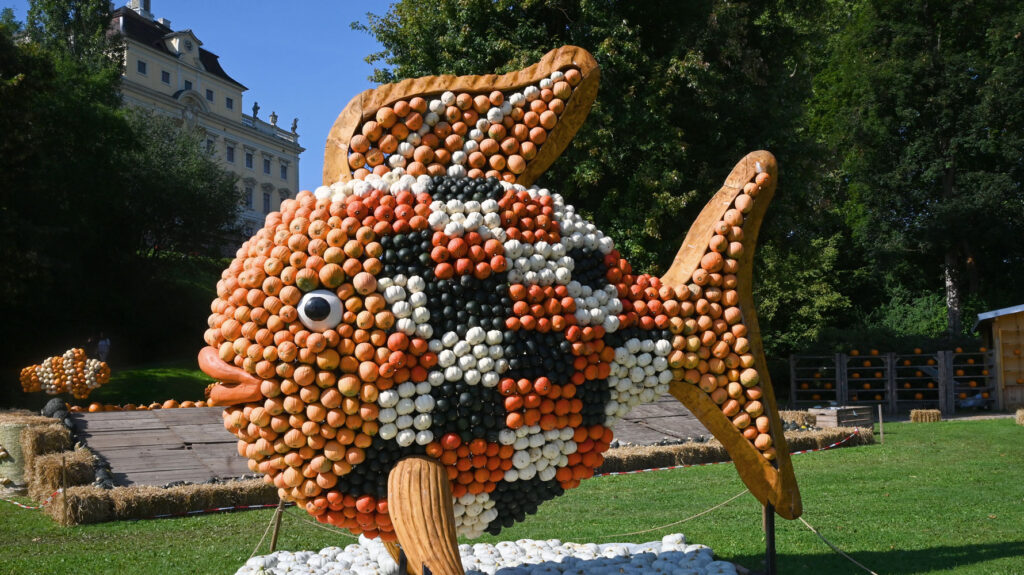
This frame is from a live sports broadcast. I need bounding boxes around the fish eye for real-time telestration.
[297,290,343,332]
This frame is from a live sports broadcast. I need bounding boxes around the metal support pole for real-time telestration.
[763,503,777,575]
[269,499,286,552]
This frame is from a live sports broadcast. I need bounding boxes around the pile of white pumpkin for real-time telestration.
[234,533,739,575]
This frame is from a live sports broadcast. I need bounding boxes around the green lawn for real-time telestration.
[0,360,213,412]
[85,360,212,407]
[1,419,1021,574]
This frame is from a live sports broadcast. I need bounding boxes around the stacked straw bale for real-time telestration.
[20,423,71,485]
[28,445,95,501]
[910,409,942,423]
[779,410,817,427]
[2,411,60,487]
[1,412,71,490]
[47,479,277,525]
[1016,409,1024,426]
[597,427,872,474]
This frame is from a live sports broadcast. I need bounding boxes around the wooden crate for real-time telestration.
[808,407,873,428]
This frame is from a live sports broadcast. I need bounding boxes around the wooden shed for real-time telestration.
[974,304,1024,410]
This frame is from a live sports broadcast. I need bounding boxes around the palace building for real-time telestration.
[112,0,304,238]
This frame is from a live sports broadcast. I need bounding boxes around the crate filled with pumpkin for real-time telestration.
[893,348,941,405]
[199,46,800,574]
[845,348,889,404]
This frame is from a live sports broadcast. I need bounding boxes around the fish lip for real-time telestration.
[198,346,262,406]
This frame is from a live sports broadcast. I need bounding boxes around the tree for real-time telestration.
[354,0,821,272]
[354,0,861,356]
[0,4,130,358]
[0,2,241,370]
[809,0,1024,335]
[26,0,119,64]
[119,109,242,258]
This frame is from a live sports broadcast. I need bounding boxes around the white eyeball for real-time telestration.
[296,290,343,332]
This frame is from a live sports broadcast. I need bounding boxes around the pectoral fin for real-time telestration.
[387,456,466,575]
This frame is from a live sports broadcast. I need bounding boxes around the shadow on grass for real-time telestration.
[732,541,1024,574]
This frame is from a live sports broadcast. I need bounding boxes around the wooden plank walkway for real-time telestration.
[69,407,246,487]
[613,394,709,445]
[70,394,708,487]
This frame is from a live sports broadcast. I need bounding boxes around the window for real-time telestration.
[262,192,271,214]
[245,152,253,169]
[225,97,234,110]
[226,146,235,163]
[205,139,214,153]
[244,186,254,209]
[205,89,214,102]
[137,60,147,74]
[161,70,170,84]
[184,80,192,91]
[263,158,271,174]
[280,165,288,180]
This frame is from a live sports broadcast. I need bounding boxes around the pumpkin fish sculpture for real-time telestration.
[200,46,800,574]
[20,348,111,400]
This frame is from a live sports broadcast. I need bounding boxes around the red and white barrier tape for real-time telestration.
[594,428,863,478]
[1,488,62,509]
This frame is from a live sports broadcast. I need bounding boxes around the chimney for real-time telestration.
[157,17,171,28]
[127,0,153,20]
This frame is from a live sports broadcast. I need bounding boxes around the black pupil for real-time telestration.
[304,297,331,321]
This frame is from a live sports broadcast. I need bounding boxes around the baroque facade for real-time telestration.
[112,1,304,237]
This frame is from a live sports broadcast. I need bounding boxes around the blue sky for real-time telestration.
[4,0,393,191]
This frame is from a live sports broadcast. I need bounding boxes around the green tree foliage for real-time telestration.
[354,0,855,355]
[0,3,130,349]
[26,0,119,64]
[809,0,1024,335]
[120,109,242,257]
[0,2,239,370]
[355,0,819,272]
[754,234,854,355]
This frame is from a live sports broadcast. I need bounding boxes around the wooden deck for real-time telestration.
[69,408,249,487]
[70,395,708,487]
[613,394,709,445]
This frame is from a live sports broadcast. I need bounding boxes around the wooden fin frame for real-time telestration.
[662,150,802,520]
[323,45,599,187]
[387,456,466,575]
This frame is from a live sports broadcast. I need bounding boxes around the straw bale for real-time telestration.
[779,410,816,427]
[1016,409,1024,426]
[167,483,220,512]
[910,409,942,423]
[0,410,56,426]
[28,445,94,501]
[598,427,872,475]
[19,423,70,484]
[47,485,115,525]
[111,484,181,519]
[211,478,277,507]
[785,427,874,450]
[39,477,277,524]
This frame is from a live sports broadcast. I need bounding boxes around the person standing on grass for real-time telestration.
[96,332,110,362]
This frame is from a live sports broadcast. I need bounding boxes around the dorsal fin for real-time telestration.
[323,46,599,187]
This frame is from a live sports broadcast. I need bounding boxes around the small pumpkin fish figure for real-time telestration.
[200,46,800,575]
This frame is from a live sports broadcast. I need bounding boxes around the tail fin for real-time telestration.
[323,46,599,187]
[662,151,802,519]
